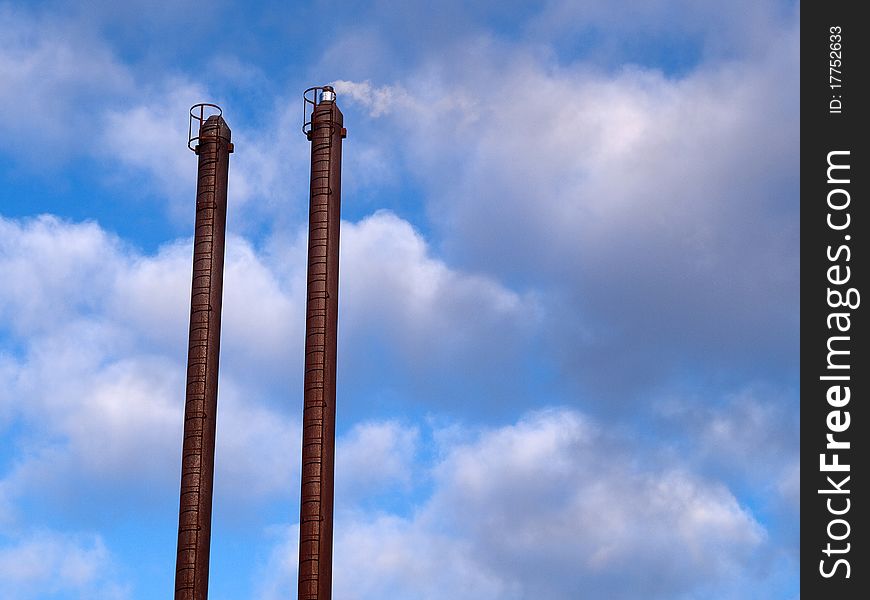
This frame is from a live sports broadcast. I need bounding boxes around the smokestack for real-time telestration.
[298,86,346,600]
[175,104,233,600]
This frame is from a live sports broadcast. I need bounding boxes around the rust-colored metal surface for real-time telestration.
[175,105,233,600]
[298,86,346,600]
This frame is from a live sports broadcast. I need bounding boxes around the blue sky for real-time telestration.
[1,1,799,598]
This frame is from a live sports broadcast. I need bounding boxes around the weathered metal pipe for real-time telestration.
[298,87,346,600]
[175,110,233,600]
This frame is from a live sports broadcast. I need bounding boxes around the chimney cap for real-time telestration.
[303,85,341,136]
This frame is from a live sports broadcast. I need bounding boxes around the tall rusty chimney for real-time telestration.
[298,86,346,600]
[174,104,233,600]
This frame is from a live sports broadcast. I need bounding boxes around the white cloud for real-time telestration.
[526,0,797,60]
[336,420,419,499]
[777,461,799,514]
[332,80,414,118]
[0,209,532,517]
[0,5,132,159]
[333,18,799,393]
[0,215,302,515]
[656,385,799,506]
[339,211,540,396]
[260,409,767,600]
[342,210,534,335]
[1,2,799,598]
[255,524,299,600]
[334,514,519,600]
[0,530,128,599]
[212,381,301,501]
[100,80,207,219]
[0,216,123,336]
[0,5,302,227]
[700,394,796,466]
[99,85,320,229]
[424,410,765,598]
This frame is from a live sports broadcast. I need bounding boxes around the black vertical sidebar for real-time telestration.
[801,2,867,598]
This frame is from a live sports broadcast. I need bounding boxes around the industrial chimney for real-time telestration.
[174,104,233,600]
[298,86,346,600]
